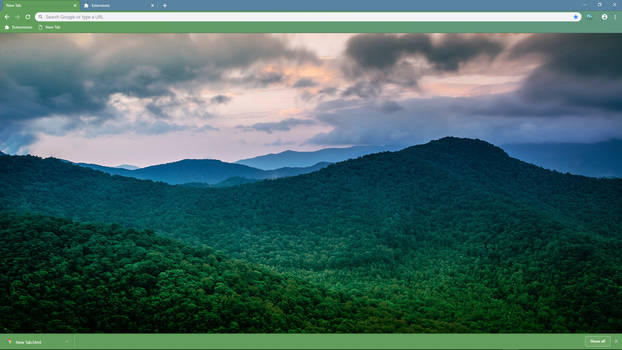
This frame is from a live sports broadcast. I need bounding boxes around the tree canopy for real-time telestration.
[1,137,620,332]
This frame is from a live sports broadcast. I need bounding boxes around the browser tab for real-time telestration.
[80,0,111,10]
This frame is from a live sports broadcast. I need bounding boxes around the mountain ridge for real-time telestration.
[56,137,622,183]
[77,158,331,185]
[236,145,399,170]
[1,137,620,332]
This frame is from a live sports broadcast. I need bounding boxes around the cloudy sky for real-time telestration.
[1,34,621,166]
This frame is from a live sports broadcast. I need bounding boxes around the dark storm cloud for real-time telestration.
[378,101,403,113]
[344,34,503,73]
[511,34,622,78]
[307,90,622,145]
[318,87,338,96]
[300,86,339,102]
[0,37,106,123]
[425,34,504,71]
[144,93,218,120]
[88,34,318,98]
[237,118,315,134]
[210,95,232,104]
[339,34,503,97]
[510,34,622,112]
[293,78,317,88]
[306,34,622,147]
[307,94,622,147]
[345,34,431,70]
[145,103,169,119]
[0,34,317,150]
[341,81,383,98]
[0,121,38,154]
[250,72,285,87]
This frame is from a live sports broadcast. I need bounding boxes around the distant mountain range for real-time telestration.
[77,159,331,185]
[501,139,622,178]
[236,145,399,170]
[115,164,140,170]
[11,139,621,185]
[236,141,621,178]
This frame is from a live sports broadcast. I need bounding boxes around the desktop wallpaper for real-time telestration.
[0,33,621,333]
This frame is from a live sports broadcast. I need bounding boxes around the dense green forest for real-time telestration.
[1,137,621,332]
[1,211,451,333]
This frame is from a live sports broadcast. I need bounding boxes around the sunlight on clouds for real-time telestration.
[419,75,524,98]
[4,33,621,163]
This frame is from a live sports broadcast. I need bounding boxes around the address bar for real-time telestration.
[35,12,583,22]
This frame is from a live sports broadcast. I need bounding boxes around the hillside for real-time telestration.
[1,137,621,332]
[502,139,622,178]
[262,161,331,179]
[182,176,262,188]
[236,145,397,170]
[77,159,330,185]
[0,211,435,333]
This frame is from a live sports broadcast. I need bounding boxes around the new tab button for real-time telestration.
[585,336,612,348]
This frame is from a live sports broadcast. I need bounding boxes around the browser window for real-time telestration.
[0,0,621,349]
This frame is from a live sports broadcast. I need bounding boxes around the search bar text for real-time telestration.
[35,12,583,22]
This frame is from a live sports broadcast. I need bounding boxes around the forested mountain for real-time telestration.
[211,177,260,187]
[77,159,331,185]
[182,177,261,188]
[1,137,621,332]
[1,211,433,333]
[75,163,134,177]
[502,139,622,178]
[236,145,397,169]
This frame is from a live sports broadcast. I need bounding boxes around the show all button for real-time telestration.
[585,335,612,348]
